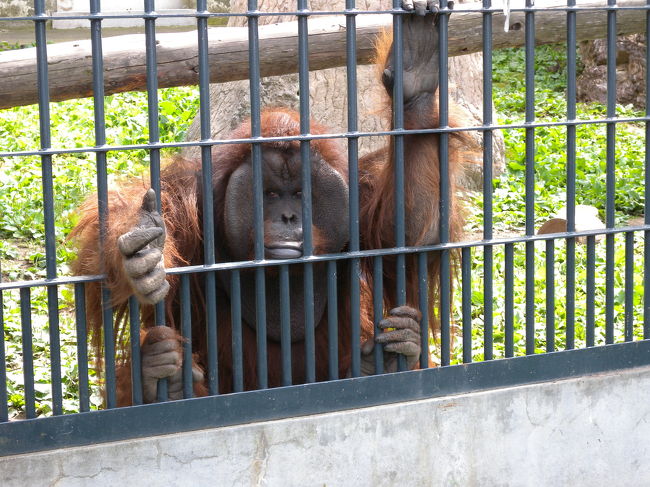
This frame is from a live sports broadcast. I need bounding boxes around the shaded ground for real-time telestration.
[0,239,43,282]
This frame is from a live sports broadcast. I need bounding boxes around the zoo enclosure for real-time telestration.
[1,0,650,456]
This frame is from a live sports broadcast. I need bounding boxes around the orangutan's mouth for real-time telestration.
[264,242,303,259]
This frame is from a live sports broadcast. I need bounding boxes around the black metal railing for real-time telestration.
[0,0,649,456]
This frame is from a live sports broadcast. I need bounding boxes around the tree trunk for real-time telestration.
[576,34,646,109]
[448,0,505,190]
[183,0,504,189]
[183,0,393,159]
[3,1,647,109]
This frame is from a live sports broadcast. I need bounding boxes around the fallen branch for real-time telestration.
[0,0,647,109]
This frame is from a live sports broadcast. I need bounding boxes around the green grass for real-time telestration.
[0,86,200,417]
[450,44,646,363]
[470,44,645,234]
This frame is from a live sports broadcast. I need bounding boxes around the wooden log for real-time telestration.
[0,0,647,109]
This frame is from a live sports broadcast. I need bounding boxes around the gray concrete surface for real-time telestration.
[0,0,227,18]
[0,25,196,47]
[2,365,650,486]
[0,0,227,42]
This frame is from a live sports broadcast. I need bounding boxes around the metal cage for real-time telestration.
[0,0,649,456]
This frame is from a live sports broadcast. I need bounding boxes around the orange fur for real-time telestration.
[70,30,474,405]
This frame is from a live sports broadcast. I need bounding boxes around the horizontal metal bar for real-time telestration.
[2,115,648,159]
[1,226,647,291]
[157,227,650,271]
[1,4,647,23]
[0,275,105,291]
[3,340,650,456]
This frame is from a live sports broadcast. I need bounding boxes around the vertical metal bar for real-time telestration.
[438,0,451,368]
[231,270,244,392]
[197,0,218,395]
[196,0,213,158]
[74,284,90,413]
[102,291,115,407]
[203,221,219,396]
[327,261,339,380]
[252,244,267,386]
[644,0,650,340]
[461,247,472,363]
[144,0,162,197]
[20,288,35,419]
[303,262,316,382]
[144,0,169,401]
[418,252,429,369]
[504,243,514,357]
[74,283,90,413]
[586,235,596,347]
[346,0,362,382]
[545,240,555,352]
[297,2,313,257]
[45,292,60,410]
[482,247,493,360]
[248,0,268,390]
[297,0,316,383]
[181,274,193,398]
[350,264,360,377]
[87,0,115,409]
[346,0,359,253]
[524,0,536,355]
[140,0,160,201]
[253,209,268,389]
[248,6,263,261]
[279,265,292,386]
[482,0,494,362]
[34,0,62,416]
[373,256,384,375]
[604,0,617,345]
[0,287,7,422]
[392,0,406,296]
[625,232,634,342]
[128,296,143,405]
[565,0,577,350]
[205,231,220,389]
[350,258,362,376]
[392,0,407,372]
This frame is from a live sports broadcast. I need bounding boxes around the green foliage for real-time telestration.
[2,288,104,416]
[0,87,200,243]
[1,86,199,417]
[451,234,645,364]
[493,43,574,98]
[453,44,647,363]
[0,41,36,52]
[478,45,646,235]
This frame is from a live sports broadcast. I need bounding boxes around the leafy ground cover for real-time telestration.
[450,44,646,363]
[0,85,200,416]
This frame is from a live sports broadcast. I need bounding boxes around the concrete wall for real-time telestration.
[0,0,56,17]
[0,0,228,16]
[0,1,229,39]
[2,365,649,486]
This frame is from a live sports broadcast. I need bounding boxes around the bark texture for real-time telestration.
[576,34,646,109]
[447,0,505,190]
[183,0,394,159]
[2,0,648,110]
[183,0,504,188]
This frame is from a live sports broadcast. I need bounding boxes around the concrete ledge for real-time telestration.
[51,10,196,29]
[2,365,650,486]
